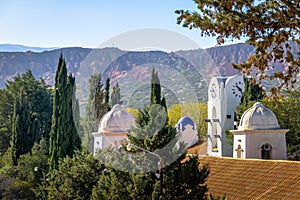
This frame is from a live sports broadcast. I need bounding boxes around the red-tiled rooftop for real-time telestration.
[187,140,207,155]
[200,156,300,199]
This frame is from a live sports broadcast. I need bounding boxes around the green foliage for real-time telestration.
[225,129,233,147]
[129,105,177,153]
[49,54,81,170]
[104,77,111,112]
[1,140,45,200]
[241,77,265,107]
[91,169,133,200]
[235,78,266,124]
[0,90,13,156]
[0,174,36,200]
[263,90,300,159]
[94,74,107,121]
[126,68,208,199]
[82,73,106,153]
[110,82,123,107]
[0,70,52,165]
[73,87,83,140]
[210,194,227,200]
[150,68,162,106]
[16,138,49,188]
[94,138,164,199]
[41,151,104,200]
[159,156,209,199]
[176,0,300,95]
[11,88,30,166]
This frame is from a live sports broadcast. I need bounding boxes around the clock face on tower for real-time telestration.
[210,83,217,99]
[231,81,243,98]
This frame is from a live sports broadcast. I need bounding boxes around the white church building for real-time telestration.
[231,102,288,160]
[93,75,288,161]
[206,75,288,160]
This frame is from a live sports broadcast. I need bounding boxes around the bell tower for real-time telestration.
[207,75,245,157]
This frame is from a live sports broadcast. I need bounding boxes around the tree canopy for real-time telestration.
[110,82,123,107]
[0,70,52,165]
[82,73,106,152]
[49,54,81,170]
[176,0,300,94]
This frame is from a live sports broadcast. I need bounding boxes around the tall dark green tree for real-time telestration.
[82,73,105,152]
[0,90,13,155]
[129,68,171,151]
[104,77,111,112]
[2,70,52,165]
[241,77,265,107]
[234,77,266,121]
[150,68,161,106]
[72,82,83,139]
[150,68,167,108]
[49,54,81,170]
[94,74,106,121]
[11,89,29,166]
[110,82,123,107]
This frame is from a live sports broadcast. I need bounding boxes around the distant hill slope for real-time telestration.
[0,47,93,88]
[176,43,255,77]
[0,43,256,106]
[0,44,57,52]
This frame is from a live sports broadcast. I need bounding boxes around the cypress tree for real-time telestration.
[49,54,81,170]
[150,68,161,106]
[11,88,30,166]
[104,77,111,112]
[82,73,107,152]
[110,82,123,107]
[94,74,106,121]
[9,71,52,166]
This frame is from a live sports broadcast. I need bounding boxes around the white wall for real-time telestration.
[232,130,288,160]
[207,75,244,157]
[245,131,287,160]
[233,134,246,158]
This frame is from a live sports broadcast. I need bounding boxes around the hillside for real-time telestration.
[0,43,255,107]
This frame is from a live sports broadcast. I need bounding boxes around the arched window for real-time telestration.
[261,143,272,159]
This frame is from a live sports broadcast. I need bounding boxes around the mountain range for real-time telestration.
[0,43,256,107]
[0,44,57,52]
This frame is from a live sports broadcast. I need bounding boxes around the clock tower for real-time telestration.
[207,75,245,157]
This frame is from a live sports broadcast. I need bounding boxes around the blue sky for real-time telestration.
[0,0,239,50]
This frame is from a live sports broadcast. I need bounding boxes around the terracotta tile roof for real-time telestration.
[201,156,300,199]
[187,140,207,155]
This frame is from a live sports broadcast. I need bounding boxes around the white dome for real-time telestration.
[238,102,280,130]
[99,104,135,133]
